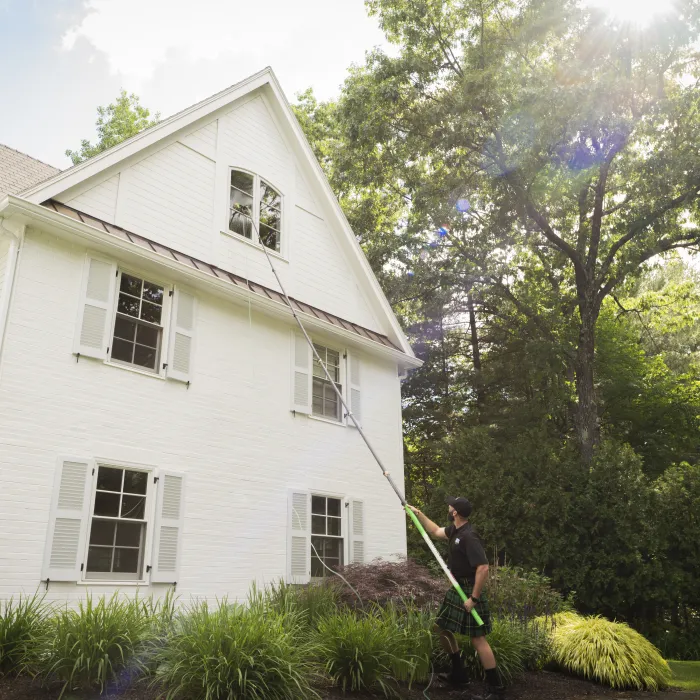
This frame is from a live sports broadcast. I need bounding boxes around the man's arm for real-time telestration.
[407,505,448,541]
[471,564,489,600]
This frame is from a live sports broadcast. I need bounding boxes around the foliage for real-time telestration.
[314,609,403,697]
[668,661,700,691]
[335,558,446,609]
[487,565,571,620]
[260,580,341,630]
[151,598,317,700]
[66,90,159,164]
[38,594,152,696]
[0,593,49,677]
[549,613,671,690]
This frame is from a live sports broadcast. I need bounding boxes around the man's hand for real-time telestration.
[407,504,422,515]
[464,598,475,613]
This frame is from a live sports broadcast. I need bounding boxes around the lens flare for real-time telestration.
[456,198,471,213]
[585,0,670,27]
[406,270,415,277]
[438,227,449,237]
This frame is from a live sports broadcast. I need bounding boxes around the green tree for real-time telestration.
[66,90,160,165]
[325,0,700,461]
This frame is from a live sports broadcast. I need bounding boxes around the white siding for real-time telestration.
[118,142,216,261]
[180,123,217,161]
[0,229,406,603]
[63,175,120,224]
[0,236,9,303]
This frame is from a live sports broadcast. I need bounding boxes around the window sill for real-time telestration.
[78,580,150,586]
[220,230,289,264]
[104,361,166,381]
[307,413,346,428]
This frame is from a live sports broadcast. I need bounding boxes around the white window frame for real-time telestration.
[311,342,346,424]
[106,267,172,378]
[310,492,347,581]
[81,461,158,584]
[225,166,285,258]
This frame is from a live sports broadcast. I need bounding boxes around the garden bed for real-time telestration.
[1,671,698,700]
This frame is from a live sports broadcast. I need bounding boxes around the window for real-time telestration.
[228,168,282,253]
[86,466,149,580]
[311,495,343,578]
[312,344,342,421]
[111,272,164,372]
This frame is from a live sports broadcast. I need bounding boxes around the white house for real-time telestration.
[0,68,421,604]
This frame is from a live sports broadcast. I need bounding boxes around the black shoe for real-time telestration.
[470,690,506,700]
[437,671,470,686]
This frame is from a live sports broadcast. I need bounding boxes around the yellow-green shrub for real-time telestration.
[549,614,671,690]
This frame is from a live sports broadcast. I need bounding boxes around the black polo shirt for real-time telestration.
[444,522,488,583]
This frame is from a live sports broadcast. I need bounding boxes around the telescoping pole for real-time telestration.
[249,217,483,627]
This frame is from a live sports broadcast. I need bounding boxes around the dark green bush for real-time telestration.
[488,565,571,619]
[0,593,49,676]
[315,609,402,697]
[262,579,341,629]
[152,599,316,700]
[39,594,152,696]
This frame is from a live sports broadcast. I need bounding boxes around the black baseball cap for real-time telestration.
[446,496,473,518]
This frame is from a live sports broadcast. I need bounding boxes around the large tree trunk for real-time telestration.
[575,298,600,462]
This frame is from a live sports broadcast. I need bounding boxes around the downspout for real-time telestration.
[0,217,25,377]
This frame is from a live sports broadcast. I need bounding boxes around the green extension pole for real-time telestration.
[405,505,484,627]
[246,208,483,628]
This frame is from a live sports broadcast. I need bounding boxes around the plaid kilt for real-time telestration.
[435,582,492,637]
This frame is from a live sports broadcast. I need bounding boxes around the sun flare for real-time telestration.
[586,0,672,27]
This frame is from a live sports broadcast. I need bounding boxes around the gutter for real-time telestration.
[0,195,423,370]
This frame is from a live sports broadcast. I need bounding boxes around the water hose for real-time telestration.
[246,212,482,627]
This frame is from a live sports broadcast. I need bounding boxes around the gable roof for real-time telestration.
[0,144,60,199]
[18,67,416,360]
[42,198,403,352]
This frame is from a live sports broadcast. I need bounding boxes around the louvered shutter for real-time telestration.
[287,490,310,583]
[291,331,312,413]
[42,458,93,582]
[349,499,366,564]
[347,352,362,427]
[150,471,186,583]
[74,256,117,359]
[167,289,196,383]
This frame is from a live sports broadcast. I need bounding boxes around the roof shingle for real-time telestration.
[0,144,61,200]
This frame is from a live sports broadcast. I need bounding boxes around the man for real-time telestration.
[409,497,505,699]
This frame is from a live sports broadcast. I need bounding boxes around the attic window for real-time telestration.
[229,169,282,253]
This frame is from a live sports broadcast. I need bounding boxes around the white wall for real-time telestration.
[0,229,407,604]
[0,236,8,303]
[54,91,382,335]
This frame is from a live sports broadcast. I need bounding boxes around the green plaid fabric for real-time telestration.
[435,582,492,638]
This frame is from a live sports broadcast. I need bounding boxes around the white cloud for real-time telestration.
[62,0,388,96]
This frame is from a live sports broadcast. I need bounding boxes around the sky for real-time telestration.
[0,0,389,169]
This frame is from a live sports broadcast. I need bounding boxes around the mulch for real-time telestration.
[1,671,698,700]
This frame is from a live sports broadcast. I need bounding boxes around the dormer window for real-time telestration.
[229,169,282,253]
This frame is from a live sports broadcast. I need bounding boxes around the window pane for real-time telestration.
[121,495,146,519]
[327,517,341,536]
[114,316,137,341]
[311,515,326,535]
[133,344,157,370]
[113,548,139,574]
[229,210,253,239]
[312,395,324,415]
[327,350,340,368]
[94,492,120,517]
[260,206,280,231]
[136,324,159,348]
[111,338,134,364]
[325,398,339,420]
[260,181,281,210]
[120,273,142,297]
[231,170,254,195]
[327,499,341,517]
[140,301,162,325]
[311,496,326,515]
[311,555,324,578]
[260,224,280,252]
[87,546,112,573]
[325,538,342,559]
[116,521,143,547]
[230,185,254,217]
[124,470,148,495]
[89,519,116,546]
[97,467,123,492]
[118,294,140,318]
[143,282,163,305]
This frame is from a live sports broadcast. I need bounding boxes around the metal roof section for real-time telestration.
[40,199,403,353]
